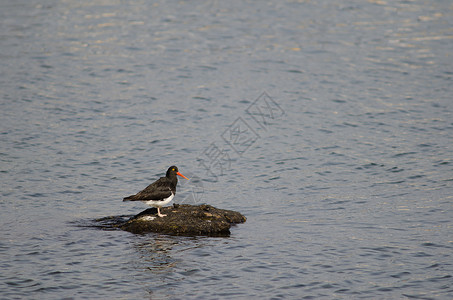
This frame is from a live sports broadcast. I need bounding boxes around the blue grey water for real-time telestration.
[1,0,452,299]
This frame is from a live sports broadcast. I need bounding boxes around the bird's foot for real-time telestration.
[157,207,166,217]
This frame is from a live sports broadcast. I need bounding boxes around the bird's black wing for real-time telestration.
[123,177,173,201]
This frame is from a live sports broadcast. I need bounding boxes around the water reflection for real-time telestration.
[131,235,209,275]
[133,236,181,274]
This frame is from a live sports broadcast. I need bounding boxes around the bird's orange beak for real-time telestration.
[177,172,189,180]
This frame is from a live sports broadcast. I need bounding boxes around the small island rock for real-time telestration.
[119,204,246,236]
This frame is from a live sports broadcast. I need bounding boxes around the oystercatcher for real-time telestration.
[123,166,189,217]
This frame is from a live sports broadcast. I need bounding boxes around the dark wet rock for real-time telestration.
[118,204,246,236]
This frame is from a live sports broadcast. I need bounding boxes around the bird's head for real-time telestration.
[167,166,189,180]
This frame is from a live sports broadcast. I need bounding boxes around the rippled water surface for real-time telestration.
[1,0,452,299]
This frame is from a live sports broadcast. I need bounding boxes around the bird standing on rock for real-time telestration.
[123,166,189,217]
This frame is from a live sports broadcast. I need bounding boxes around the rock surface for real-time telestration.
[119,204,246,236]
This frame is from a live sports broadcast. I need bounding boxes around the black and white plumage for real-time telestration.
[123,166,189,217]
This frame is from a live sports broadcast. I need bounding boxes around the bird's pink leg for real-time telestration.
[157,207,167,217]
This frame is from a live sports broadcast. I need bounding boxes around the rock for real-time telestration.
[119,204,246,236]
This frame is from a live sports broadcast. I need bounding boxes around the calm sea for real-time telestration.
[1,0,452,299]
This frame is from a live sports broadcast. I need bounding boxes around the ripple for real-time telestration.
[1,0,452,299]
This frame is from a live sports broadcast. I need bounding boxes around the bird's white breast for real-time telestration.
[143,192,174,208]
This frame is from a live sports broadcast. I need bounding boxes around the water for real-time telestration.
[1,0,452,298]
